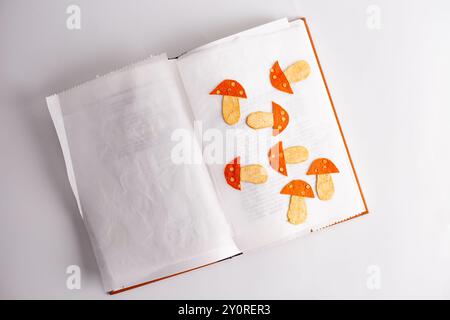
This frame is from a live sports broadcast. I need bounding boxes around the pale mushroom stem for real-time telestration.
[222,96,240,125]
[284,60,311,83]
[287,195,307,225]
[246,112,274,129]
[316,173,335,200]
[284,146,309,164]
[240,165,268,184]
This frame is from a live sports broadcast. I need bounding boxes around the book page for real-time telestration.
[47,54,240,292]
[177,20,367,251]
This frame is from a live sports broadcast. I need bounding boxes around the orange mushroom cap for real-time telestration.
[224,156,241,190]
[280,180,314,198]
[306,158,339,175]
[272,102,289,136]
[268,141,287,176]
[270,61,293,94]
[210,79,247,98]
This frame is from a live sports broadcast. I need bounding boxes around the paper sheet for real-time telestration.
[177,20,367,251]
[47,54,240,291]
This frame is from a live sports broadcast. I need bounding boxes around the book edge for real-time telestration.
[108,253,243,295]
[299,17,370,232]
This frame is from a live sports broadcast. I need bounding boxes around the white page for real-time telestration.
[177,20,367,251]
[47,54,240,292]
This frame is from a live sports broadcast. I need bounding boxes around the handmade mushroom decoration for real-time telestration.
[210,79,247,125]
[307,158,339,200]
[270,60,311,94]
[280,180,315,225]
[224,157,268,190]
[246,101,290,136]
[268,141,309,176]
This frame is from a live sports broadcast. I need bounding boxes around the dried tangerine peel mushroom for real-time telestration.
[272,102,289,136]
[268,141,287,176]
[270,60,311,94]
[270,61,293,94]
[268,142,309,175]
[281,180,314,225]
[224,156,268,190]
[307,158,339,200]
[210,80,247,125]
[224,157,241,190]
[246,102,289,136]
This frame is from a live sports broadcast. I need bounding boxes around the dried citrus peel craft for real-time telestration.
[210,80,247,125]
[306,158,339,200]
[284,60,311,83]
[224,157,268,190]
[268,141,287,176]
[270,61,293,94]
[270,60,311,94]
[280,180,314,225]
[246,102,289,136]
[268,141,309,176]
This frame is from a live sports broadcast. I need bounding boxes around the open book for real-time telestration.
[46,18,368,294]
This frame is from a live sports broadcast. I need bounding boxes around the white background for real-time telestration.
[1,0,449,299]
